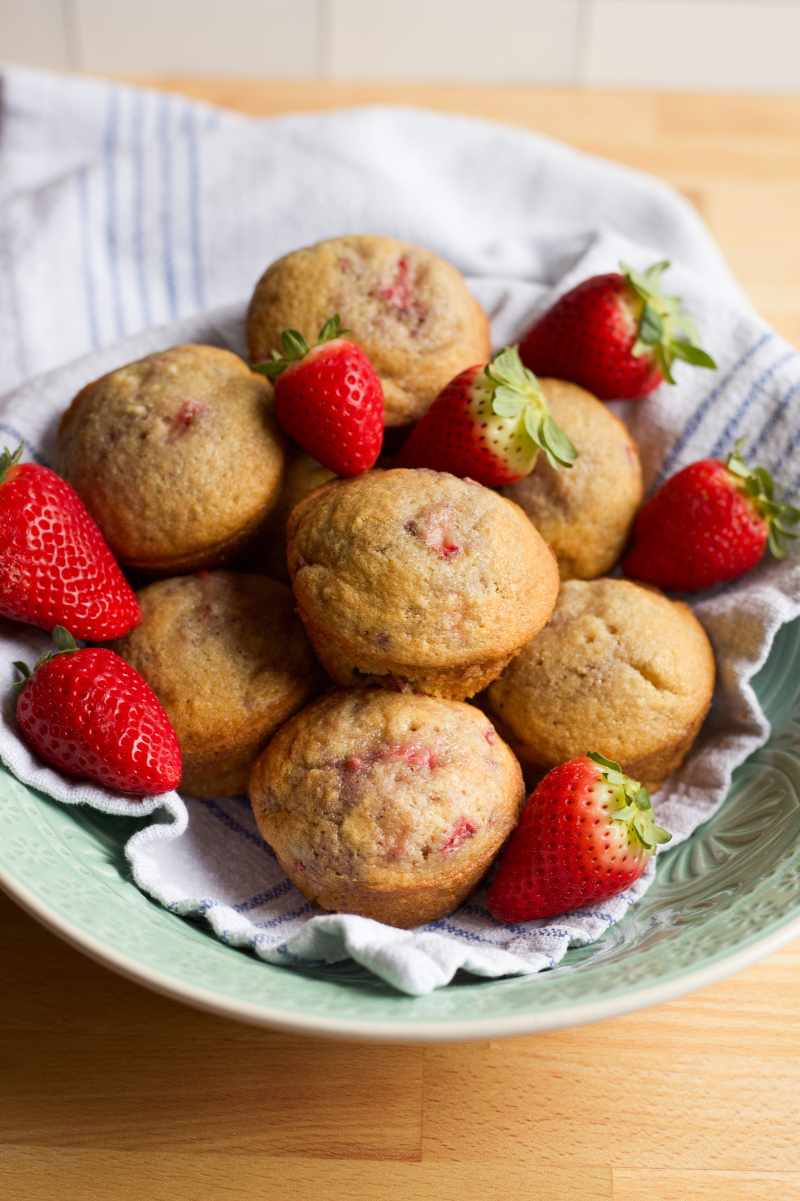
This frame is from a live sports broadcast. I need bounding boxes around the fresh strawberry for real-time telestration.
[519,260,716,400]
[623,444,799,592]
[0,445,140,641]
[254,316,383,476]
[395,346,577,486]
[487,753,670,923]
[14,627,181,795]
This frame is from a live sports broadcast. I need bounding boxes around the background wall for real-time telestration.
[2,0,799,91]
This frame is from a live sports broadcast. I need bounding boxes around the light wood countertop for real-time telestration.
[2,80,799,1201]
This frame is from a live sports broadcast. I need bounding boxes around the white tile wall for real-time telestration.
[584,0,800,92]
[0,0,72,70]
[73,0,320,76]
[1,0,800,91]
[328,0,581,83]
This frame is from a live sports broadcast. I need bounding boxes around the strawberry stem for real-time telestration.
[726,441,800,559]
[587,751,671,851]
[52,625,79,653]
[12,627,81,690]
[485,347,578,471]
[0,444,24,487]
[253,314,349,380]
[622,260,716,385]
[12,661,31,693]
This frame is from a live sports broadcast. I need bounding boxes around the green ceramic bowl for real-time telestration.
[1,618,799,1041]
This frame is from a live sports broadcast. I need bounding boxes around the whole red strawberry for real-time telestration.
[488,753,670,923]
[519,261,716,400]
[623,444,799,592]
[396,346,577,486]
[0,445,140,640]
[15,627,182,795]
[254,316,383,476]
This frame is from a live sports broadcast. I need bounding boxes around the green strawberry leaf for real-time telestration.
[0,443,23,486]
[621,260,716,386]
[587,750,671,854]
[318,315,345,342]
[670,339,717,369]
[487,347,530,390]
[540,415,578,468]
[484,346,578,479]
[637,302,664,347]
[52,626,79,653]
[251,315,350,381]
[280,329,309,359]
[725,445,800,562]
[587,751,623,774]
[493,387,527,419]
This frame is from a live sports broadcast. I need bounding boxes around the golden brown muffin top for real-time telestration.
[287,468,560,671]
[250,689,524,886]
[502,379,643,580]
[57,345,284,567]
[486,577,715,767]
[114,571,317,756]
[246,234,490,427]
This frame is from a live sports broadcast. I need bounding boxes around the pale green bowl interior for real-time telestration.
[1,618,799,1034]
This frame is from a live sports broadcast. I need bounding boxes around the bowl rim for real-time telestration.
[4,858,800,1043]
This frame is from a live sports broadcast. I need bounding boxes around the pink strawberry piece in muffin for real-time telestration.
[404,502,461,559]
[169,399,207,439]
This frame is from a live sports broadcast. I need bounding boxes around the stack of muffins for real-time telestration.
[56,234,715,928]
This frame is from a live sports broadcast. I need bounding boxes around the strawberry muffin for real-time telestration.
[114,572,318,797]
[286,468,560,700]
[249,689,524,927]
[502,379,643,579]
[486,578,715,791]
[57,345,284,572]
[246,235,490,426]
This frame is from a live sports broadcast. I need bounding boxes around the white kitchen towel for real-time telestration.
[0,67,798,996]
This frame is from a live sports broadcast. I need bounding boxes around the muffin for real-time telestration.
[249,689,525,927]
[247,235,490,427]
[260,452,336,580]
[502,379,643,579]
[57,345,285,572]
[286,468,560,700]
[114,572,318,797]
[486,578,715,791]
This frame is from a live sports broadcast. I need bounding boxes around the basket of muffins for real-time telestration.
[2,237,798,932]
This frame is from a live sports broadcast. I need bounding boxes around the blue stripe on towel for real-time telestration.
[132,89,152,327]
[192,796,269,852]
[76,166,100,350]
[656,331,773,485]
[103,88,125,339]
[0,424,46,464]
[748,379,800,459]
[184,104,205,310]
[233,880,295,912]
[253,904,314,930]
[708,349,797,460]
[158,92,178,319]
[784,424,800,496]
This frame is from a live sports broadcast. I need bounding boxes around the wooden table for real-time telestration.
[3,82,800,1201]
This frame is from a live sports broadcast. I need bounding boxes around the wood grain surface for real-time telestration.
[2,80,800,1201]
